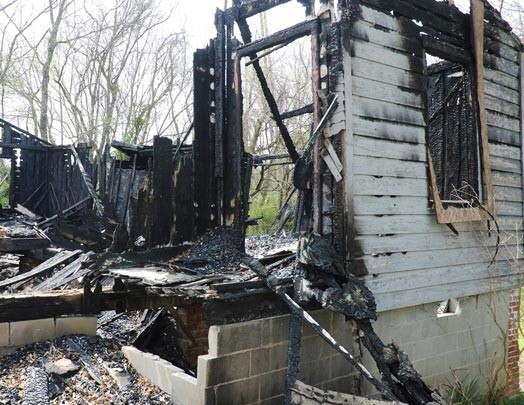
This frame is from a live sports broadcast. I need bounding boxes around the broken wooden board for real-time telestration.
[0,237,49,252]
[14,204,39,218]
[32,252,94,292]
[0,249,82,288]
[107,267,198,286]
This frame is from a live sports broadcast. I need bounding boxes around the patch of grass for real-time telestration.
[247,197,280,236]
[445,375,483,405]
[0,178,9,207]
[504,392,524,405]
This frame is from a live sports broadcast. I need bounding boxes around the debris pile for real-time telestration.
[0,326,169,404]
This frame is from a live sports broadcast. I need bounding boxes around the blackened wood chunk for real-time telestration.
[23,366,49,405]
[298,233,345,276]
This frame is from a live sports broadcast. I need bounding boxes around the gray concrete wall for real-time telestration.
[199,308,360,404]
[361,291,510,397]
[122,290,511,404]
[123,308,361,405]
[0,316,96,350]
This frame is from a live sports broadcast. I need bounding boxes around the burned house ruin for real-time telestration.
[0,0,523,404]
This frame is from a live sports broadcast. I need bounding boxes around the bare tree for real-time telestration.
[0,0,192,157]
[39,0,70,142]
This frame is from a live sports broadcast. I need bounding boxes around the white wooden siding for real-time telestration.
[347,3,523,312]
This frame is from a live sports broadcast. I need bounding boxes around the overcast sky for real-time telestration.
[177,0,309,48]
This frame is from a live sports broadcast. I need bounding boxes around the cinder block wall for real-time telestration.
[360,291,511,398]
[0,316,97,351]
[198,309,361,404]
[123,290,517,404]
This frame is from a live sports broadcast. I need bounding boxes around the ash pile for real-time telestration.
[0,312,168,404]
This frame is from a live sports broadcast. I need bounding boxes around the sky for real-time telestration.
[177,0,310,48]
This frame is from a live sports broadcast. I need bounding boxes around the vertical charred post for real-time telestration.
[193,46,218,235]
[150,136,173,247]
[224,38,245,230]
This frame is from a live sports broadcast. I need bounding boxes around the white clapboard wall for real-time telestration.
[334,0,523,312]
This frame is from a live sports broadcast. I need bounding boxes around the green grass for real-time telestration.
[247,197,280,236]
[0,178,9,207]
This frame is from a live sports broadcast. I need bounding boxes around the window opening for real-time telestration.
[425,55,482,206]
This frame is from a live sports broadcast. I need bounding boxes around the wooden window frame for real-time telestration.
[423,0,494,224]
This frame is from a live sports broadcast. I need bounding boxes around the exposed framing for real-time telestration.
[425,0,495,224]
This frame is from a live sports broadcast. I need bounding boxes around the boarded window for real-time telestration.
[426,61,481,204]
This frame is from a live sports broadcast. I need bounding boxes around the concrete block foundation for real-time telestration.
[0,316,97,349]
[122,290,515,404]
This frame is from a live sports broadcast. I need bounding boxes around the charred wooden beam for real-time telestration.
[69,145,103,217]
[0,288,200,323]
[0,237,49,252]
[0,118,53,146]
[223,39,245,227]
[422,36,471,65]
[237,19,317,57]
[32,253,93,292]
[245,40,292,67]
[311,21,322,234]
[214,10,226,226]
[37,196,92,228]
[253,153,290,164]
[173,122,194,159]
[236,18,302,163]
[194,47,218,233]
[229,0,291,19]
[150,136,173,246]
[279,104,314,120]
[0,142,48,151]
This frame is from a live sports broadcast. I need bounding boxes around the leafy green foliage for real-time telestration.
[444,372,522,405]
[247,194,280,236]
[445,376,483,405]
[0,159,10,207]
[503,393,524,405]
[0,178,9,207]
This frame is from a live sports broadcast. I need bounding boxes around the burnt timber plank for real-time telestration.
[150,136,173,246]
[0,288,200,323]
[237,19,317,57]
[193,47,216,234]
[231,0,291,19]
[0,249,82,288]
[0,237,49,252]
[224,39,244,227]
[32,253,93,292]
